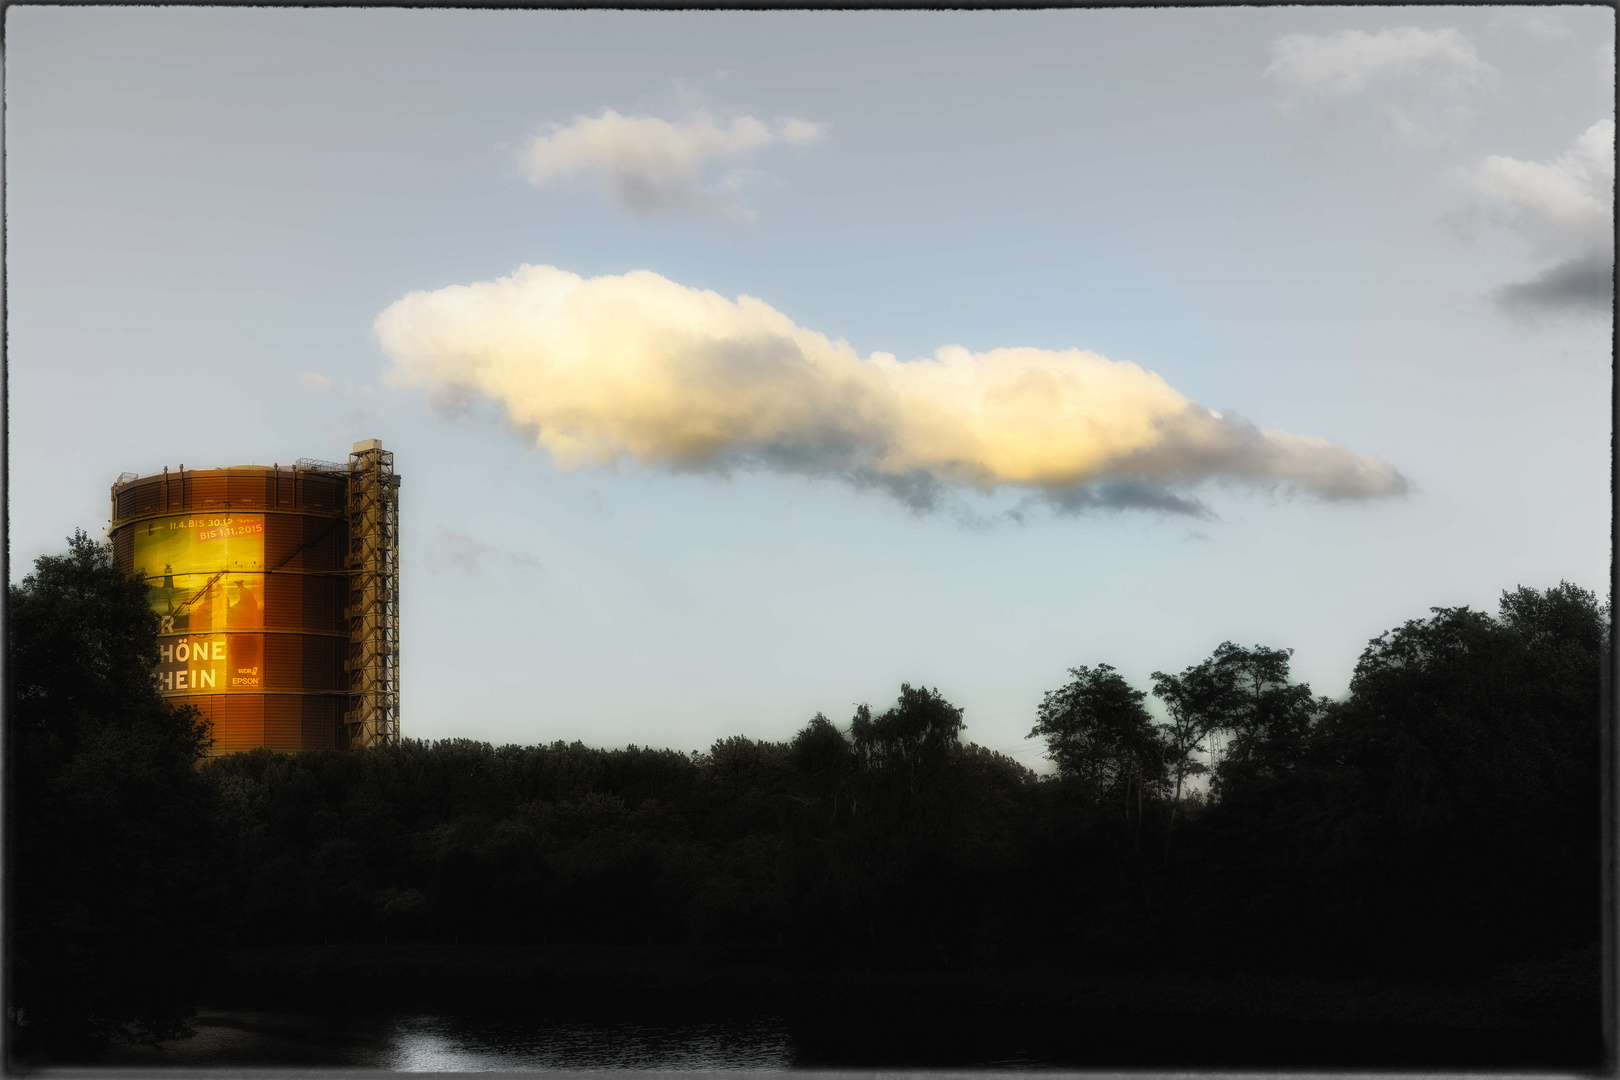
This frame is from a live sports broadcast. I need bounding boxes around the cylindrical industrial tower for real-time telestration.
[109,441,400,755]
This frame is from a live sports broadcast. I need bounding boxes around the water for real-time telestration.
[392,1014,795,1071]
[106,1010,796,1070]
[97,1002,1592,1071]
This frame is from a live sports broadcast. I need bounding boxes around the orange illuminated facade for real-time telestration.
[111,463,353,754]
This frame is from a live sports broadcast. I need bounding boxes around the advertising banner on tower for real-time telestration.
[152,632,263,693]
[132,514,266,636]
[134,514,268,695]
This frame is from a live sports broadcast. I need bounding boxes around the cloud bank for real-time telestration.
[1471,119,1614,315]
[376,265,1407,516]
[525,110,826,221]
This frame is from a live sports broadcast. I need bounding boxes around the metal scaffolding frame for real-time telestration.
[342,440,401,747]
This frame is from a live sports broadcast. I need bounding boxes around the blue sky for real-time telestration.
[8,7,1612,767]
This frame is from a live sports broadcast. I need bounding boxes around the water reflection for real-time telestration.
[99,1001,1582,1071]
[385,1014,793,1071]
[109,1009,795,1071]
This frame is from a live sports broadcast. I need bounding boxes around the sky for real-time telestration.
[7,7,1613,769]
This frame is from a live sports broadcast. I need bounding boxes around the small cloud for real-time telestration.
[1267,27,1492,94]
[1496,248,1614,316]
[779,118,828,145]
[302,372,333,393]
[1469,119,1615,317]
[1182,530,1213,543]
[1471,119,1615,252]
[425,531,543,578]
[1266,27,1495,142]
[524,109,827,223]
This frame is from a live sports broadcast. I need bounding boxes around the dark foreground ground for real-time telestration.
[133,941,1604,1071]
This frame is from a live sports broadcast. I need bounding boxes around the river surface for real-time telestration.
[109,1009,801,1070]
[97,1003,1587,1072]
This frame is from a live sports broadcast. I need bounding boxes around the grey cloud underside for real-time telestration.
[498,406,1402,521]
[1495,248,1615,314]
[659,404,1399,504]
[844,467,951,514]
[1041,482,1214,519]
[975,484,1211,529]
[629,441,1214,521]
[671,449,1216,521]
[1092,407,1410,502]
[673,449,952,514]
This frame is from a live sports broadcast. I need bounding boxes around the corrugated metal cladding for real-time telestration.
[186,696,345,756]
[110,466,351,755]
[113,469,347,519]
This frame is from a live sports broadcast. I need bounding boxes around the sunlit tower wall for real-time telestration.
[108,441,401,754]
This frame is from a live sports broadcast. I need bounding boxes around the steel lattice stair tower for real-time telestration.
[342,439,401,747]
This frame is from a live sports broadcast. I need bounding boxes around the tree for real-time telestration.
[848,684,965,796]
[1245,584,1608,972]
[1210,643,1318,792]
[7,532,222,1062]
[1029,662,1167,893]
[1496,581,1610,724]
[1031,664,1161,803]
[1154,643,1317,804]
[787,713,853,819]
[700,735,790,837]
[1147,666,1215,865]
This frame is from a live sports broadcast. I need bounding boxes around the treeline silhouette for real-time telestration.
[6,532,1609,1060]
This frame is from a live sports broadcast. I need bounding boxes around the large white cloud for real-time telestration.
[524,110,826,221]
[376,265,1407,515]
[1267,27,1492,94]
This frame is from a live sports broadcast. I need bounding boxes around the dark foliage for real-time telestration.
[6,532,225,1061]
[190,583,1604,989]
[6,528,1607,1060]
[1166,586,1608,980]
